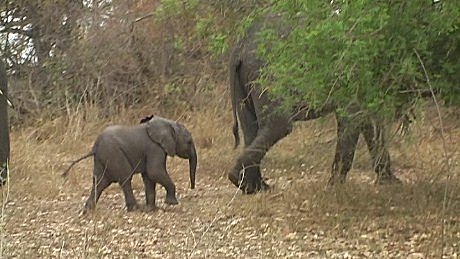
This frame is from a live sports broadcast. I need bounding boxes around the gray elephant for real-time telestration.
[228,16,400,194]
[63,115,197,212]
[0,61,9,186]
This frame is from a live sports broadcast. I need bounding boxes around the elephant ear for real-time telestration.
[140,114,154,124]
[146,118,176,157]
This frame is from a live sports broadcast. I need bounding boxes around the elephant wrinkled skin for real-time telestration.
[63,115,198,213]
[0,61,9,186]
[228,16,400,194]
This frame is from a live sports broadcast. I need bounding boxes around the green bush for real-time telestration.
[253,0,459,118]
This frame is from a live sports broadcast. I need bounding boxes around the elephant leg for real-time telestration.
[361,120,401,184]
[103,151,139,211]
[229,115,293,194]
[328,116,360,185]
[156,171,178,205]
[237,100,259,146]
[146,156,178,205]
[119,178,139,211]
[84,174,112,213]
[141,173,157,210]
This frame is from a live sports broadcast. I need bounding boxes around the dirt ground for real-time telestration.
[1,104,459,258]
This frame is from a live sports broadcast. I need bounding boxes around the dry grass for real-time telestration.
[1,97,459,258]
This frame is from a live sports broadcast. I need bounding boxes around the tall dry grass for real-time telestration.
[2,89,460,256]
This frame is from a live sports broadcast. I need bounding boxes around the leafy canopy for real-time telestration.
[254,0,459,118]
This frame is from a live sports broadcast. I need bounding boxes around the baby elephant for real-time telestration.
[63,115,197,213]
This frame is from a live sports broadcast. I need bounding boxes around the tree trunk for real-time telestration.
[0,60,10,185]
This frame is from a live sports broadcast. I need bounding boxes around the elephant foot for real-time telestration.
[81,207,91,216]
[228,170,241,188]
[126,203,140,212]
[143,204,158,212]
[243,179,271,195]
[327,173,346,186]
[81,203,98,216]
[165,195,179,205]
[228,168,271,194]
[375,174,402,185]
[83,199,96,213]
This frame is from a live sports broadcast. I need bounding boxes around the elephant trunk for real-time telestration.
[188,143,197,189]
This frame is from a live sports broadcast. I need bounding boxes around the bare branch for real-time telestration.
[135,13,155,23]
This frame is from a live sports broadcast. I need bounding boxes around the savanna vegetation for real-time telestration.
[0,0,459,257]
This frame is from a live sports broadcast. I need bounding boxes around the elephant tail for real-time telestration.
[230,57,241,149]
[62,152,94,178]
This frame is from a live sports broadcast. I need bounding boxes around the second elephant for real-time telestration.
[63,115,198,213]
[228,15,400,194]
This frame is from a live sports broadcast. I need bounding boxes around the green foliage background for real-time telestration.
[162,0,459,119]
[253,0,459,118]
[1,0,458,121]
[174,0,460,117]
